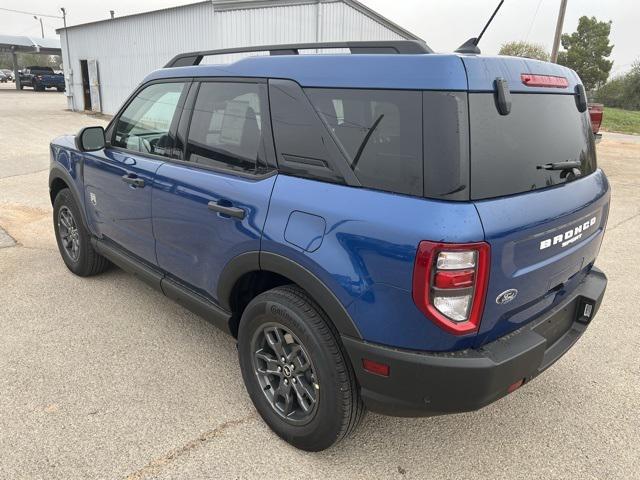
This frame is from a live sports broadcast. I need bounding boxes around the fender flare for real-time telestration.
[217,251,362,339]
[49,166,90,232]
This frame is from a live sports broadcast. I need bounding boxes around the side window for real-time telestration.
[269,79,348,185]
[306,88,423,196]
[186,82,268,173]
[112,82,185,157]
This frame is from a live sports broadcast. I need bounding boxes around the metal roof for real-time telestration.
[55,0,421,41]
[0,35,61,54]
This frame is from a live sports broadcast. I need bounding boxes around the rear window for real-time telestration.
[306,88,423,196]
[469,93,597,200]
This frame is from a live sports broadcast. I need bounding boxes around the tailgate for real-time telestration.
[474,172,609,345]
[462,56,610,346]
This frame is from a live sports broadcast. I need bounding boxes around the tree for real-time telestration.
[557,16,613,91]
[499,41,550,61]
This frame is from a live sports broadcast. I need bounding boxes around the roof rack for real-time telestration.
[164,40,432,68]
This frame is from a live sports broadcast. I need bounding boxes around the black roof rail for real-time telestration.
[164,40,432,68]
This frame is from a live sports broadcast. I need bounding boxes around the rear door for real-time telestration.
[152,79,276,302]
[83,80,188,264]
[462,57,610,346]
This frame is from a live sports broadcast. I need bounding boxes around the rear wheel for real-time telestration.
[53,188,110,276]
[238,285,364,451]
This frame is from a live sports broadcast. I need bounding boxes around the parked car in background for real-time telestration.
[1,69,14,81]
[0,71,7,83]
[19,66,65,92]
[48,41,609,451]
[589,103,604,142]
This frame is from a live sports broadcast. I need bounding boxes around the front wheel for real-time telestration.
[238,285,364,451]
[53,188,110,276]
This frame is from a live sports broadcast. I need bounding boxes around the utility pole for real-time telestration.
[34,16,44,38]
[550,0,568,63]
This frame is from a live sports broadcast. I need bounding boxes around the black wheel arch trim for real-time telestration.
[218,251,362,339]
[49,166,90,232]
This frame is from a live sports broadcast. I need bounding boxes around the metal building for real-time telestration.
[57,0,420,115]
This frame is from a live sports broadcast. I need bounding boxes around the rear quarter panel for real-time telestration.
[262,175,485,351]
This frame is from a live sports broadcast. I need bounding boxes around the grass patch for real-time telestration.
[601,107,640,135]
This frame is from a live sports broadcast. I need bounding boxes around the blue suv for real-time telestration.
[49,41,609,451]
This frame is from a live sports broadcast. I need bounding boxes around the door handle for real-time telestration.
[208,201,246,220]
[121,174,145,188]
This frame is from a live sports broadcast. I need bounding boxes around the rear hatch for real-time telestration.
[462,56,611,347]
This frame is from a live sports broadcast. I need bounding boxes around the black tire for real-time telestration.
[57,87,65,92]
[19,84,24,90]
[53,188,110,277]
[238,285,364,451]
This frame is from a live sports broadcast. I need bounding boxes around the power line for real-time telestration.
[525,0,544,42]
[0,7,62,20]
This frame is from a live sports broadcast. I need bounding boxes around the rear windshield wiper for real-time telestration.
[536,161,581,171]
[537,160,582,181]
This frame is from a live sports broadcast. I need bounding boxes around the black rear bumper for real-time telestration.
[342,267,607,417]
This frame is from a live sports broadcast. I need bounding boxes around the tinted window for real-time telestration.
[269,79,347,184]
[113,82,185,157]
[187,82,268,173]
[469,93,597,200]
[306,88,423,196]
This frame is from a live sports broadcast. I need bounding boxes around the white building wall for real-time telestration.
[60,1,408,114]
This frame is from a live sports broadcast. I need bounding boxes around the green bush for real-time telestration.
[594,61,640,111]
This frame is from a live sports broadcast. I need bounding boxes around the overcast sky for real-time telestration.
[1,0,636,75]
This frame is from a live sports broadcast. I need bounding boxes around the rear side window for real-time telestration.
[469,93,597,200]
[112,82,185,157]
[306,88,423,196]
[187,82,269,173]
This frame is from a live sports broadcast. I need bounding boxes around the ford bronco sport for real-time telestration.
[49,40,609,451]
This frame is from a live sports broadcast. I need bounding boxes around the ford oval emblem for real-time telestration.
[496,289,518,305]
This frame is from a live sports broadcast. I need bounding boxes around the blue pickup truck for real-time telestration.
[48,40,609,451]
[19,66,65,92]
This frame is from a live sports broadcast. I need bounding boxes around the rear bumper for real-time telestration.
[342,267,607,417]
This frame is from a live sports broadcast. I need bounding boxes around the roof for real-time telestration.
[55,0,421,41]
[145,52,581,94]
[146,53,468,91]
[0,35,61,54]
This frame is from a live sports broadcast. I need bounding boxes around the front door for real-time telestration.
[152,80,276,302]
[83,80,189,264]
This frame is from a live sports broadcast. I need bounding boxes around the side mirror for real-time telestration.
[76,126,105,152]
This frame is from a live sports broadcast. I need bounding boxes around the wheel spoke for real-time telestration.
[255,350,282,376]
[292,377,316,413]
[59,214,71,231]
[274,381,294,416]
[264,326,286,358]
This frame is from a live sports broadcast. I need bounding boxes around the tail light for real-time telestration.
[412,241,490,335]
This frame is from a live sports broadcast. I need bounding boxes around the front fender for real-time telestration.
[49,139,90,231]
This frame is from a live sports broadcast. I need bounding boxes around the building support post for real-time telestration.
[12,51,20,90]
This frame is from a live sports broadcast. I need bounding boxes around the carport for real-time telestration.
[0,35,61,89]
